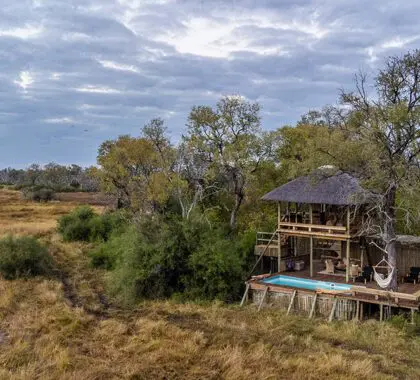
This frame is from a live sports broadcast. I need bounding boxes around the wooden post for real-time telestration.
[258,286,269,312]
[380,303,383,322]
[240,283,250,307]
[278,202,281,272]
[355,300,360,321]
[287,290,297,315]
[346,207,351,283]
[411,309,415,325]
[329,298,338,323]
[309,293,317,319]
[309,204,313,278]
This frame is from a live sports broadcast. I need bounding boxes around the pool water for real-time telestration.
[262,275,352,291]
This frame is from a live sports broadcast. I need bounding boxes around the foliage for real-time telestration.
[100,215,252,304]
[96,120,176,211]
[182,229,255,302]
[58,206,126,243]
[185,95,275,229]
[21,186,56,202]
[0,235,52,279]
[0,163,99,192]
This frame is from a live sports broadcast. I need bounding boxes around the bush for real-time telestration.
[58,207,127,242]
[21,186,56,202]
[183,230,255,302]
[0,236,52,279]
[102,215,253,305]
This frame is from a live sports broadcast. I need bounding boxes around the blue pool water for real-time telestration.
[262,275,352,291]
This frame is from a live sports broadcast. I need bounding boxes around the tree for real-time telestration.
[340,50,420,289]
[96,120,176,211]
[185,95,273,229]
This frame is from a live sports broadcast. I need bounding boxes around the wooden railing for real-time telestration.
[256,231,279,246]
[278,222,350,241]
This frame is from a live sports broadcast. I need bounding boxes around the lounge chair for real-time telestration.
[404,267,420,284]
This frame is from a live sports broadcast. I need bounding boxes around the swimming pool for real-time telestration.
[262,275,352,292]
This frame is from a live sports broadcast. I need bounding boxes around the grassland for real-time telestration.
[0,190,106,237]
[0,189,419,379]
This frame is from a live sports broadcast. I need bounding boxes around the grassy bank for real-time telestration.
[0,189,418,379]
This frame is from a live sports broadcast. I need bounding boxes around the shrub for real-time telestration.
[21,186,55,202]
[58,207,127,242]
[0,236,52,279]
[183,230,255,302]
[103,215,253,304]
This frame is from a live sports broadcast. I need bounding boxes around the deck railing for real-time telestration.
[278,222,350,241]
[256,231,279,246]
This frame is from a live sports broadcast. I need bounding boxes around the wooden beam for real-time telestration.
[240,283,250,307]
[278,229,350,240]
[309,293,318,319]
[355,300,360,321]
[279,222,347,231]
[287,290,297,315]
[329,298,338,323]
[258,286,269,312]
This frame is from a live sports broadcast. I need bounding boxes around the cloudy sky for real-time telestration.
[1,0,419,167]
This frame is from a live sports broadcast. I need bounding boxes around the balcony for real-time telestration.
[278,222,350,241]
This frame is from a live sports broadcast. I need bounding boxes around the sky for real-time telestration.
[1,0,419,168]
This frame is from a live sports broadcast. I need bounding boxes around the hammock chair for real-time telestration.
[373,257,395,289]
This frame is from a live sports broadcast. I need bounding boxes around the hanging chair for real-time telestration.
[373,257,395,289]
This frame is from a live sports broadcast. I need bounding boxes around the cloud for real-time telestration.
[0,0,419,167]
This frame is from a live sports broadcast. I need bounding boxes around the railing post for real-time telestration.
[346,206,351,283]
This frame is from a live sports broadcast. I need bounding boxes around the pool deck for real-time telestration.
[248,264,420,310]
[280,267,420,295]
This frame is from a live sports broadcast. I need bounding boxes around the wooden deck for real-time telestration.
[280,267,420,296]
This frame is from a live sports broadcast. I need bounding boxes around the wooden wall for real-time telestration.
[350,242,420,275]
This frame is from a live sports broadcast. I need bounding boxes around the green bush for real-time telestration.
[183,230,255,302]
[0,236,52,279]
[21,186,56,202]
[58,206,127,242]
[101,215,253,305]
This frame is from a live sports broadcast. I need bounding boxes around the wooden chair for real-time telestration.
[350,264,361,282]
[325,259,335,274]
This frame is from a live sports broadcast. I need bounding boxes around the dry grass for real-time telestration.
[0,278,419,380]
[0,189,419,379]
[0,190,105,237]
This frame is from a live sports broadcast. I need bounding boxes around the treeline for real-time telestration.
[0,163,99,192]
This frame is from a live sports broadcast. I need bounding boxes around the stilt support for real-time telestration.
[309,294,318,319]
[258,286,269,312]
[380,304,383,322]
[354,300,360,321]
[329,298,338,323]
[240,283,250,307]
[287,290,297,315]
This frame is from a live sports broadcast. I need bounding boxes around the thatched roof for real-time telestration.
[262,170,369,206]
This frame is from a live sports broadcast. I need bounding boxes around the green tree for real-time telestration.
[340,50,420,289]
[185,95,274,229]
[96,124,175,210]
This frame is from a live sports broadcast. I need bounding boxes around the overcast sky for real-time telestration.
[1,0,419,168]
